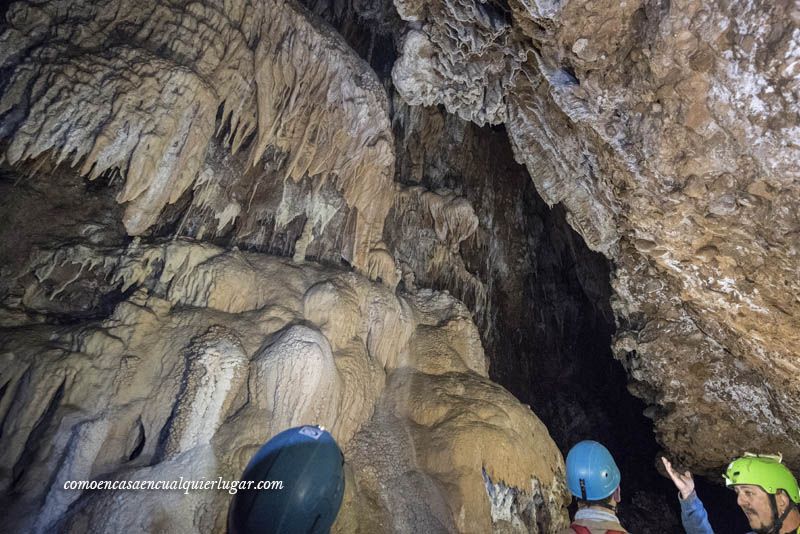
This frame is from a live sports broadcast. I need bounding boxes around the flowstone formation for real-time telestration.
[1,0,798,531]
[0,238,569,533]
[391,0,800,473]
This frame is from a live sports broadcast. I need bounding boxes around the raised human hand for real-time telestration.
[661,456,695,500]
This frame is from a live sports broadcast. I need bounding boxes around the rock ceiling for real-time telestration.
[390,0,800,471]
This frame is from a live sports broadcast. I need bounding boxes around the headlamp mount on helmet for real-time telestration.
[724,452,800,534]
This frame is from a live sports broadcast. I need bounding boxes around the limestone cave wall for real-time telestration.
[0,0,797,533]
[388,0,800,474]
[0,161,570,532]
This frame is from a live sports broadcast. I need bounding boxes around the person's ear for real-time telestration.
[613,485,622,503]
[775,490,789,511]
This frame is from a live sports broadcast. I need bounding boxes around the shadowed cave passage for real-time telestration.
[472,144,750,534]
[382,104,749,532]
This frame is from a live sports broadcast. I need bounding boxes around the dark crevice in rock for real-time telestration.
[0,0,15,19]
[11,377,66,489]
[28,284,138,326]
[0,378,11,439]
[127,419,146,462]
[149,182,198,239]
[0,366,31,441]
[296,0,402,80]
[0,160,129,323]
[153,360,191,465]
[213,102,257,155]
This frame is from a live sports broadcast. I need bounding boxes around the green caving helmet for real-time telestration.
[723,453,800,504]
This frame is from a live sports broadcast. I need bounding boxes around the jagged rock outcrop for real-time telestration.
[391,0,800,474]
[0,239,569,532]
[1,0,797,531]
[384,182,485,313]
[0,0,394,272]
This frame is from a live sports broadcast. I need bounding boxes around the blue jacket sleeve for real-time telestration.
[679,491,714,534]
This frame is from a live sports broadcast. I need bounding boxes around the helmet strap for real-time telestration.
[596,501,618,513]
[761,492,792,534]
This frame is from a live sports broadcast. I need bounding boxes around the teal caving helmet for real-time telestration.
[566,440,621,501]
[228,425,345,534]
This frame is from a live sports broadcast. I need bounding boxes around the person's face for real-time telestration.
[734,485,774,531]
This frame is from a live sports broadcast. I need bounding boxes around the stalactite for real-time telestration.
[0,0,395,276]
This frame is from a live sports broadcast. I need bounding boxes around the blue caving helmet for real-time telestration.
[228,425,345,534]
[565,440,621,501]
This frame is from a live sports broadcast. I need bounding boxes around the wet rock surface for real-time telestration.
[0,0,797,532]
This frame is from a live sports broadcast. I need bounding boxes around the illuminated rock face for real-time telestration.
[0,0,798,531]
[0,239,568,533]
[0,0,394,272]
